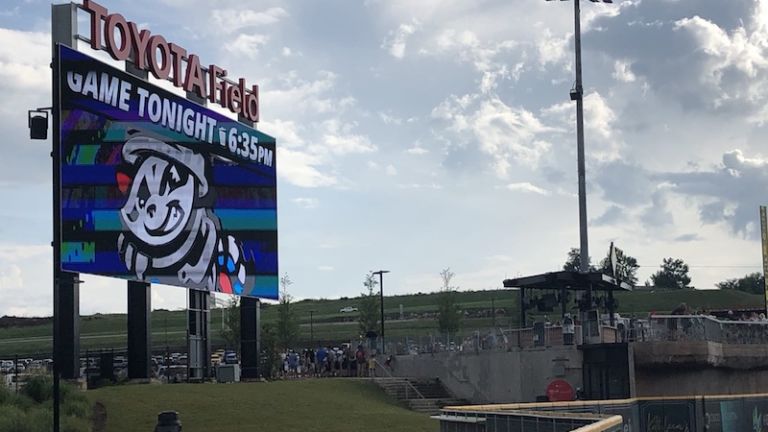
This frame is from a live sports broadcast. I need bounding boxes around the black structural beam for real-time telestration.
[56,272,80,379]
[503,270,632,292]
[127,281,151,379]
[52,5,79,431]
[240,297,260,380]
[187,290,210,381]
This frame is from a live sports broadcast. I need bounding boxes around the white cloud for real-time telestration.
[537,28,570,67]
[320,119,376,155]
[292,197,319,209]
[504,182,550,195]
[277,148,337,188]
[317,265,335,271]
[262,119,304,148]
[385,164,398,176]
[0,27,49,92]
[406,145,428,155]
[0,244,52,316]
[382,19,420,59]
[225,34,269,58]
[433,95,552,177]
[212,7,289,34]
[430,29,519,93]
[379,112,403,125]
[612,59,637,82]
[262,71,344,117]
[541,92,621,162]
[671,13,768,111]
[397,182,442,190]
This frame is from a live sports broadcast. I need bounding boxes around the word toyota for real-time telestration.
[83,0,260,123]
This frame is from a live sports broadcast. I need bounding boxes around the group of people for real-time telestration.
[279,345,378,379]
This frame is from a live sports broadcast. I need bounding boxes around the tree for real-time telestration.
[598,245,640,286]
[437,268,462,335]
[219,296,240,352]
[260,323,279,379]
[358,272,380,337]
[276,273,299,351]
[650,258,692,289]
[716,272,765,294]
[563,248,596,272]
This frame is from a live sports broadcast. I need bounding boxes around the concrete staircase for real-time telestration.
[374,377,467,415]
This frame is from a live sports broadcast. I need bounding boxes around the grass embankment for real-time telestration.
[86,379,434,432]
[0,375,90,432]
[0,288,763,357]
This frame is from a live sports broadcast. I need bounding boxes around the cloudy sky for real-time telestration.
[0,0,767,316]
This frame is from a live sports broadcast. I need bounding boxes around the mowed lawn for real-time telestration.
[86,379,436,432]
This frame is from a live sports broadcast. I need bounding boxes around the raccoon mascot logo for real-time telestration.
[116,135,249,295]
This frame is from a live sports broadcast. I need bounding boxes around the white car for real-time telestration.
[339,306,358,313]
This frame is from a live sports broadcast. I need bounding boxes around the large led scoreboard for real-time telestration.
[57,1,278,300]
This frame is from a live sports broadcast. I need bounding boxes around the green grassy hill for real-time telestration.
[0,288,762,358]
[86,379,434,432]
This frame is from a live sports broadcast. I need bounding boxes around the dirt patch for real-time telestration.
[91,401,108,432]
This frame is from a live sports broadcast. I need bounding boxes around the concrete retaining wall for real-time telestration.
[392,346,582,404]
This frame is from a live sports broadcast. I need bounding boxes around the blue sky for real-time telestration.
[0,0,767,316]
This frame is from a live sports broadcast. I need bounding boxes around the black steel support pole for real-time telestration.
[310,311,314,348]
[127,281,151,379]
[520,288,526,328]
[58,273,80,379]
[574,0,590,273]
[608,289,615,327]
[237,113,262,380]
[51,6,79,431]
[240,297,260,379]
[561,286,567,319]
[379,273,385,354]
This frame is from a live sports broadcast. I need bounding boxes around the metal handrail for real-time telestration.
[570,415,623,432]
[373,358,426,400]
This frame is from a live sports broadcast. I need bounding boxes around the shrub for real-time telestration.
[0,405,31,432]
[61,415,90,432]
[21,375,53,403]
[0,383,11,405]
[25,407,53,432]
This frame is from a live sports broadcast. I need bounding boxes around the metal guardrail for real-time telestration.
[436,407,622,432]
[373,358,426,400]
[387,324,627,356]
[570,415,623,432]
[645,314,768,344]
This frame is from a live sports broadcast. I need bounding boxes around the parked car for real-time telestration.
[339,306,358,313]
[224,351,238,365]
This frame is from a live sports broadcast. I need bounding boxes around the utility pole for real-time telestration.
[372,270,390,354]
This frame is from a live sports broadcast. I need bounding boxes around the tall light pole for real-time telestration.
[372,270,389,353]
[547,0,613,272]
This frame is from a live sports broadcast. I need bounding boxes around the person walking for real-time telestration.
[316,346,327,377]
[355,345,366,378]
[367,352,376,378]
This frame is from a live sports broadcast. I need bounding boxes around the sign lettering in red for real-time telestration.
[82,0,259,123]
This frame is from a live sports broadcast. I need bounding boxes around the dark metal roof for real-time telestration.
[502,271,633,292]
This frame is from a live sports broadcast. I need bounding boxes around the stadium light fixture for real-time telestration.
[28,107,52,140]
